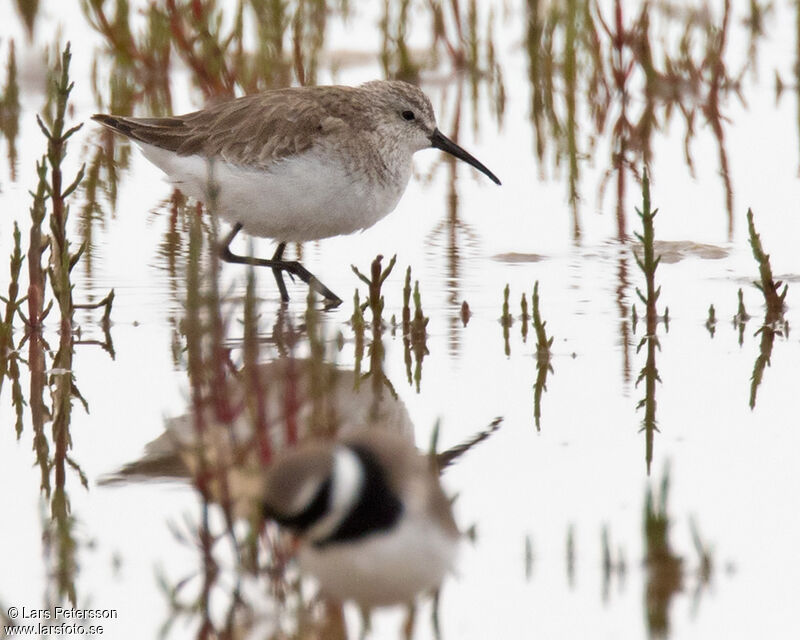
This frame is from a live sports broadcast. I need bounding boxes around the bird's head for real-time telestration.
[362,80,501,185]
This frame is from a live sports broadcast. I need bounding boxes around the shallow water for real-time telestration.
[1,1,800,639]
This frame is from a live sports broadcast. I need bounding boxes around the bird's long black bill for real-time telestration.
[430,128,501,185]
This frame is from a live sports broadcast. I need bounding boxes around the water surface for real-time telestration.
[1,1,799,638]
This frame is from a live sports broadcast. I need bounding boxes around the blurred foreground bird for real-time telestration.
[261,428,459,607]
[100,359,500,608]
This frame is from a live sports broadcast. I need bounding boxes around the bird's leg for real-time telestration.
[270,242,289,303]
[219,222,244,262]
[280,258,342,307]
[218,223,342,307]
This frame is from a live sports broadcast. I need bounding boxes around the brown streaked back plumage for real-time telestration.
[91,85,398,170]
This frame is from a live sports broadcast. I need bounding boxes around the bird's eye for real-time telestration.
[401,110,415,121]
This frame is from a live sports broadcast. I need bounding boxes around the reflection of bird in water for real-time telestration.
[100,358,499,608]
[100,359,412,517]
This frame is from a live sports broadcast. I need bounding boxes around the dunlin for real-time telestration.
[93,80,501,306]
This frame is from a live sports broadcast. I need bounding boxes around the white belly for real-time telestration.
[297,513,458,607]
[139,144,411,242]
